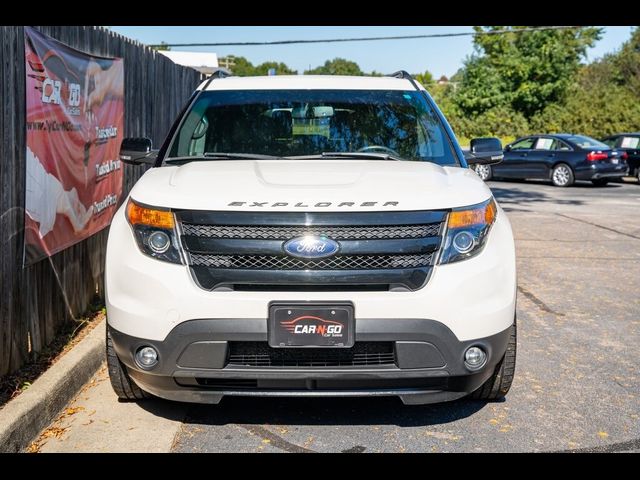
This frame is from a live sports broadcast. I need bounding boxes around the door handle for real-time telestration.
[520,153,527,157]
[547,153,555,158]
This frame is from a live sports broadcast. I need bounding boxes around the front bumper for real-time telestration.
[110,320,512,405]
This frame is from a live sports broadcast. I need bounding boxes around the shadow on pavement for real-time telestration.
[138,395,489,428]
[489,183,586,211]
[119,396,189,422]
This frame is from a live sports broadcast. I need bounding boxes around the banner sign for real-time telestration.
[23,27,124,266]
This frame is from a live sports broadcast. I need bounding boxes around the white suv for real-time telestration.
[106,72,516,405]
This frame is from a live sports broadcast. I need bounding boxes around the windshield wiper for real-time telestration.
[164,152,284,165]
[286,152,404,161]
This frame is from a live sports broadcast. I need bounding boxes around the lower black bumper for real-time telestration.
[109,319,512,405]
[575,164,628,180]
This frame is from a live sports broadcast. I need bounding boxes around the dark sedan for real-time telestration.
[601,133,640,183]
[473,134,629,187]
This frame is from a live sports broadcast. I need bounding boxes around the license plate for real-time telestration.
[612,158,619,164]
[268,303,355,348]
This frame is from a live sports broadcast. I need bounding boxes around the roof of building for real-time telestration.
[158,51,219,68]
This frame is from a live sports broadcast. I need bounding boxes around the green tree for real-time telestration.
[449,68,464,83]
[227,56,257,76]
[413,70,434,87]
[226,56,296,76]
[526,27,640,137]
[153,41,171,51]
[252,61,297,76]
[530,83,640,137]
[454,26,602,118]
[611,27,640,97]
[305,58,363,76]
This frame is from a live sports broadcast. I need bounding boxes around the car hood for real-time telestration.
[128,160,492,211]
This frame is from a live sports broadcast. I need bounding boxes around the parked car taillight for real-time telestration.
[621,151,628,160]
[586,151,608,161]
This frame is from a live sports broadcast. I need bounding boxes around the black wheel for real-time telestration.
[470,321,517,401]
[636,167,640,184]
[107,328,150,401]
[592,179,609,187]
[473,163,492,181]
[551,163,574,187]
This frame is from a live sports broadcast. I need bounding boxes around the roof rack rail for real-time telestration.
[210,69,232,79]
[387,70,422,92]
[388,70,412,80]
[199,69,232,91]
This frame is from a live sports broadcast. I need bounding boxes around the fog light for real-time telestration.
[148,231,171,254]
[135,346,159,368]
[464,346,487,370]
[452,231,475,254]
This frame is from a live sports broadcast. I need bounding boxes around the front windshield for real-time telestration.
[166,89,459,165]
[567,135,610,150]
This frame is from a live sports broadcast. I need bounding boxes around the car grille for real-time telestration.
[190,253,433,270]
[182,224,440,240]
[175,210,447,291]
[227,341,396,367]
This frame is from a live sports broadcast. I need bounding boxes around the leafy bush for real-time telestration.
[530,83,640,137]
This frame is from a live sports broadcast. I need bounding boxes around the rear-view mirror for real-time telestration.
[119,137,158,165]
[312,106,334,118]
[465,137,504,165]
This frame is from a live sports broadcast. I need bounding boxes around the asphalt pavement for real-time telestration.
[35,178,640,453]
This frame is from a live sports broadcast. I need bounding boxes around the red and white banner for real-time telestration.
[23,27,124,266]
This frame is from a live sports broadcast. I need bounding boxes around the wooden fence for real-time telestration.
[0,26,203,376]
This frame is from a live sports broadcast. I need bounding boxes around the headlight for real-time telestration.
[126,199,183,264]
[439,198,497,265]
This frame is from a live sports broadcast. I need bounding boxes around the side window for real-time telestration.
[621,136,640,149]
[555,140,572,151]
[511,138,535,150]
[534,138,557,150]
[601,137,618,148]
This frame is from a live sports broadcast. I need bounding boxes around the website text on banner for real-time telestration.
[23,26,124,266]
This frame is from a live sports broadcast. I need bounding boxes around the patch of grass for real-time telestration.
[0,296,105,409]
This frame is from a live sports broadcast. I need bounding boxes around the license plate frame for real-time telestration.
[268,302,355,348]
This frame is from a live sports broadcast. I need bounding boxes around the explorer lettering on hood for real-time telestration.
[228,201,399,207]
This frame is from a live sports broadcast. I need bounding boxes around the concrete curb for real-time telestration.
[0,319,106,452]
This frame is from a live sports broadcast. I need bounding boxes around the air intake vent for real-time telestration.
[227,342,396,367]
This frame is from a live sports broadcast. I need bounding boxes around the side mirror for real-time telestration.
[465,137,504,165]
[504,144,512,152]
[119,137,158,165]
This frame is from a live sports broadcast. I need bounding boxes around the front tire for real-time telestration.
[473,163,492,181]
[592,179,609,187]
[470,321,517,401]
[107,328,150,401]
[551,163,574,187]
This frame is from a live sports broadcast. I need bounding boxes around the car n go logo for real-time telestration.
[280,315,344,338]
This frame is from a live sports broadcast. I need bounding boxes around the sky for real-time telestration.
[111,26,635,78]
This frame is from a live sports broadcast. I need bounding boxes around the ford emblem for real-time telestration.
[283,235,340,259]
